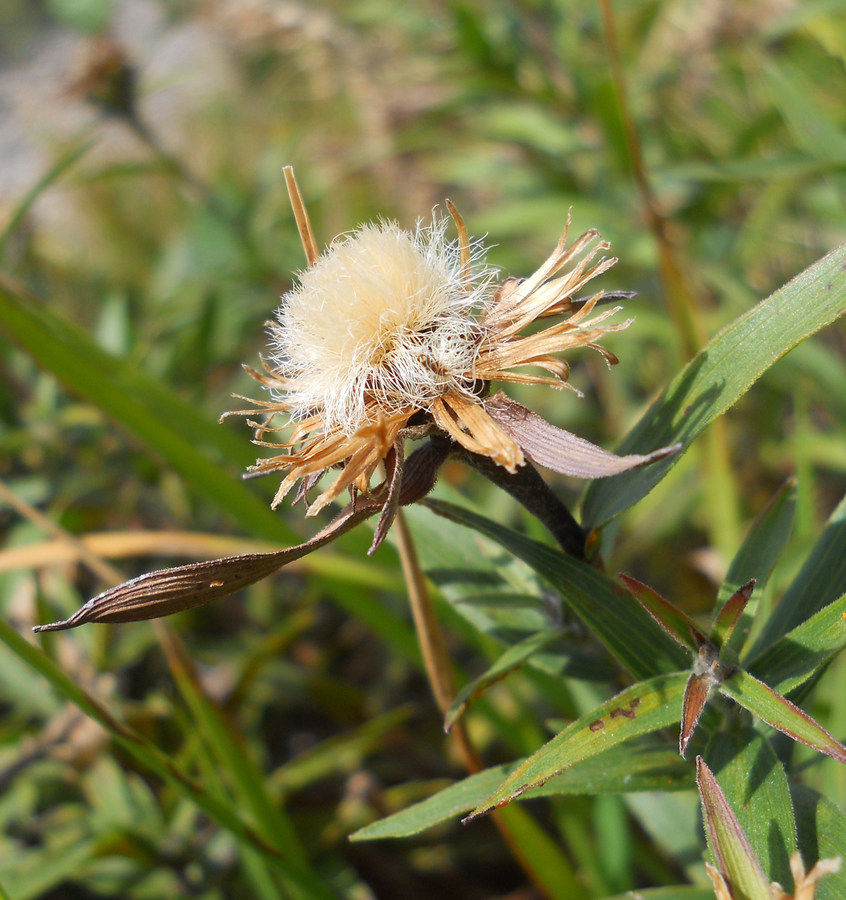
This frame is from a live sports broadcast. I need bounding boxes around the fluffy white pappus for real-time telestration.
[268,217,498,433]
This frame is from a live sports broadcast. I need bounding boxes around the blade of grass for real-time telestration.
[581,244,846,529]
[0,617,336,898]
[718,668,846,764]
[157,628,327,900]
[748,492,846,656]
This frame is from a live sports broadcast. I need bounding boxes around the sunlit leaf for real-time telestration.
[696,757,772,900]
[704,728,797,889]
[581,246,846,529]
[464,673,688,822]
[718,669,846,764]
[746,594,846,695]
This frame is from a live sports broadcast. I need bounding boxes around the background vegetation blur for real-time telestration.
[0,1,844,898]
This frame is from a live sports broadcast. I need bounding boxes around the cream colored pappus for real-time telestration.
[229,187,638,521]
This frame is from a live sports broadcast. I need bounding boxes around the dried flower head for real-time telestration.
[34,169,678,633]
[66,36,137,120]
[227,170,670,550]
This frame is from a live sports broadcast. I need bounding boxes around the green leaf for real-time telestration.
[464,673,689,822]
[719,478,796,658]
[746,594,846,694]
[0,617,336,899]
[445,629,601,730]
[704,728,797,889]
[749,491,846,656]
[351,738,691,841]
[792,784,846,900]
[618,574,703,650]
[696,758,772,900]
[718,668,846,764]
[423,500,689,678]
[581,245,846,529]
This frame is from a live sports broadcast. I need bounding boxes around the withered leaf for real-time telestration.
[484,393,681,478]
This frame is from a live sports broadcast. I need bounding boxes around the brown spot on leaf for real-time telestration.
[589,719,605,732]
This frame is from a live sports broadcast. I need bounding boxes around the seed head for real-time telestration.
[269,217,494,433]
[222,172,677,543]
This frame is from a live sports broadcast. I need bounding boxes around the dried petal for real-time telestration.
[485,394,681,478]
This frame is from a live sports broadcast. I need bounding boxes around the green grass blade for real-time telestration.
[0,617,333,896]
[746,594,846,694]
[581,244,846,529]
[0,141,96,256]
[718,669,846,764]
[160,631,331,900]
[704,728,797,888]
[351,738,690,841]
[464,673,689,822]
[719,478,796,656]
[0,276,391,588]
[749,492,846,656]
[424,500,688,678]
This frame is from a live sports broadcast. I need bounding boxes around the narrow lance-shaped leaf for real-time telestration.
[746,593,846,695]
[463,672,689,823]
[582,244,846,529]
[718,478,796,660]
[618,574,706,650]
[717,477,796,620]
[351,740,691,842]
[718,668,846,764]
[696,757,772,900]
[711,579,756,650]
[749,491,846,657]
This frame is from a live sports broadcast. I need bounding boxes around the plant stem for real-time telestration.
[392,507,569,900]
[457,450,587,558]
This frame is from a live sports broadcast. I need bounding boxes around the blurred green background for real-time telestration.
[1,1,845,898]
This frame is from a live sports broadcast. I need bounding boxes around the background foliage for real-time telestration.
[0,1,844,898]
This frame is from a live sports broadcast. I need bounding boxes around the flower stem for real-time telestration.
[393,506,567,900]
[458,450,587,558]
